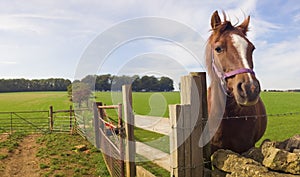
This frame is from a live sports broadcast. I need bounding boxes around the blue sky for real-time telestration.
[0,0,299,90]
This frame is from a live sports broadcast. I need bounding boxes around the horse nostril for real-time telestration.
[252,81,261,95]
[237,82,246,98]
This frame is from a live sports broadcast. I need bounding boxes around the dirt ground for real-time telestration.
[0,134,42,177]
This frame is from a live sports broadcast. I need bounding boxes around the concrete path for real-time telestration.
[134,115,170,135]
[136,142,170,172]
[134,115,171,171]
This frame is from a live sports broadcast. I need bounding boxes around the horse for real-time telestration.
[206,11,267,153]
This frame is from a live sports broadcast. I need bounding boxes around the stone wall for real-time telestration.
[211,135,300,177]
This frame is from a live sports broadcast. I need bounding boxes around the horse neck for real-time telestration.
[224,95,243,117]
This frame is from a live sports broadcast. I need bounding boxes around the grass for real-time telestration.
[0,132,110,177]
[1,91,300,146]
[0,91,300,176]
[257,92,300,145]
[0,92,74,133]
[136,154,170,177]
[260,92,300,114]
[36,133,110,177]
[95,91,180,117]
[0,133,27,173]
[135,127,170,154]
[0,132,27,153]
[0,92,71,112]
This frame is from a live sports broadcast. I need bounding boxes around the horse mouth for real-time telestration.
[236,96,259,107]
[234,81,261,107]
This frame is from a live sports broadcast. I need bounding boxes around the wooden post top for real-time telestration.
[189,72,206,77]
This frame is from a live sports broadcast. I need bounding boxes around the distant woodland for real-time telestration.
[79,74,174,92]
[0,78,71,92]
[0,74,174,92]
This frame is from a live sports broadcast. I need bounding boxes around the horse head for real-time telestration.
[207,11,261,107]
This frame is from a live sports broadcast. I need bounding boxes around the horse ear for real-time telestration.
[238,16,250,35]
[211,11,222,30]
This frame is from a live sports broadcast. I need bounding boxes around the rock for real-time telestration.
[212,149,299,177]
[74,144,87,151]
[211,149,268,175]
[227,170,297,177]
[261,141,300,175]
[293,149,300,153]
[242,147,264,163]
[276,135,300,152]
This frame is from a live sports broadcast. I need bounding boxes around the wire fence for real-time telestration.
[92,102,125,177]
[0,107,76,134]
[98,116,124,177]
[222,111,300,120]
[0,111,49,133]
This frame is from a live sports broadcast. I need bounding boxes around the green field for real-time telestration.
[94,91,180,117]
[0,91,299,143]
[0,91,300,144]
[0,91,299,176]
[0,92,71,111]
[258,92,300,145]
[95,91,300,145]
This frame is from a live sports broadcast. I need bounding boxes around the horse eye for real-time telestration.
[215,46,223,53]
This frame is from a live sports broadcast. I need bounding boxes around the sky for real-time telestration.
[0,0,300,90]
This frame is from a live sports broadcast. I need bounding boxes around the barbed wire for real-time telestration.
[171,163,204,170]
[222,111,300,120]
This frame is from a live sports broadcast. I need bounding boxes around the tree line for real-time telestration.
[0,75,174,93]
[79,74,174,92]
[0,78,71,92]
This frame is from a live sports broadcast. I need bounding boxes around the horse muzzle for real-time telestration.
[234,76,261,106]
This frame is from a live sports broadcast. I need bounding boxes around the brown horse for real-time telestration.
[206,11,267,153]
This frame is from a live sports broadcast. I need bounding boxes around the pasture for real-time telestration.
[0,91,299,176]
[0,91,300,144]
[0,91,70,111]
[95,91,300,145]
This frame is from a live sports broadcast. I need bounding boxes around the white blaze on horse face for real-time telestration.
[231,34,253,83]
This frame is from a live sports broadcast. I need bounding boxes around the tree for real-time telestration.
[67,84,73,101]
[159,77,174,91]
[71,82,92,107]
[95,74,112,91]
[111,75,136,91]
[140,76,159,91]
[132,76,141,91]
[81,75,97,90]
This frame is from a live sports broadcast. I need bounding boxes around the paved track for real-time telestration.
[134,115,171,172]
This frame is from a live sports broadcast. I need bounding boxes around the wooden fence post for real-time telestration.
[69,105,73,132]
[170,72,208,177]
[10,113,13,134]
[118,103,125,177]
[93,102,101,149]
[122,85,136,177]
[187,72,210,169]
[169,104,191,177]
[49,106,54,132]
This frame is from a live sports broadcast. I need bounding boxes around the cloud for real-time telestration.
[0,0,298,89]
[294,13,300,22]
[0,61,17,65]
[254,36,300,89]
